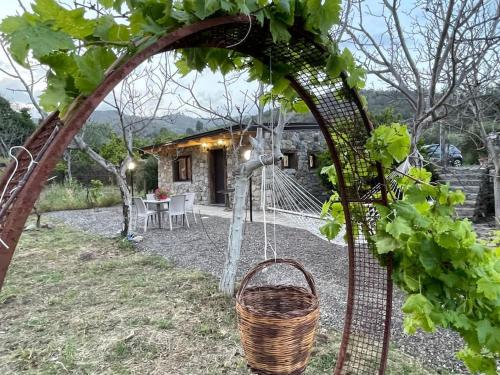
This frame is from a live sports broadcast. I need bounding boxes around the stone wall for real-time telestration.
[240,128,329,208]
[474,164,495,221]
[157,128,329,208]
[158,146,211,204]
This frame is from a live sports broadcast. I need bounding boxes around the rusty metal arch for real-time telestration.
[0,15,392,374]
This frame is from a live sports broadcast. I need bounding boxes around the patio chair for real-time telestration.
[166,194,189,231]
[145,193,156,222]
[132,197,157,233]
[184,192,197,224]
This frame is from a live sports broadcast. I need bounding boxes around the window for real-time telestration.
[308,154,317,169]
[173,155,192,182]
[282,152,297,169]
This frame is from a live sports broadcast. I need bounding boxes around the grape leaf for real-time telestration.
[304,0,341,35]
[375,234,400,254]
[74,47,116,94]
[269,16,291,43]
[39,73,68,111]
[32,0,96,39]
[385,216,412,239]
[1,15,74,66]
[477,277,499,300]
[320,220,342,241]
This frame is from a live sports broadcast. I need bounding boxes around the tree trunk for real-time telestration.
[219,175,248,295]
[117,174,132,237]
[484,134,500,228]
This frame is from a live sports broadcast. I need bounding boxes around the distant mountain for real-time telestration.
[87,89,415,137]
[88,110,220,136]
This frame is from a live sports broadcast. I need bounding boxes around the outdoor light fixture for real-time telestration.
[217,139,225,146]
[243,149,252,160]
[127,160,136,199]
[201,143,209,151]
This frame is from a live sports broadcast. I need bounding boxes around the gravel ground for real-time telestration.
[48,206,467,373]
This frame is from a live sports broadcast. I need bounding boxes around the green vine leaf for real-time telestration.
[32,0,96,39]
[74,47,116,95]
[0,15,74,66]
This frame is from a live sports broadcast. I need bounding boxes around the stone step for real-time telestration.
[445,166,484,171]
[449,185,480,193]
[460,200,477,208]
[439,173,484,180]
[438,179,482,186]
[455,207,476,217]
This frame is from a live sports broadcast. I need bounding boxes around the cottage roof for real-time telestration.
[141,122,319,153]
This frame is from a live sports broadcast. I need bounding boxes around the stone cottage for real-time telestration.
[142,123,329,208]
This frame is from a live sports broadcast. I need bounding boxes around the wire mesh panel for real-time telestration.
[170,20,392,374]
[0,16,391,374]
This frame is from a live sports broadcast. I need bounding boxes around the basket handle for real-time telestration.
[236,258,317,301]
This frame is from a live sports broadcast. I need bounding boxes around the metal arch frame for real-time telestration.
[0,15,392,374]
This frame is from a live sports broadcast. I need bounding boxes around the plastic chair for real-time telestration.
[166,195,189,231]
[184,192,197,224]
[145,193,157,221]
[132,197,157,233]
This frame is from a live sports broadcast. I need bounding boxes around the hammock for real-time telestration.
[259,165,345,245]
[259,160,411,245]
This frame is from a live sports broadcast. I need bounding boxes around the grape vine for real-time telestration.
[0,0,364,114]
[321,124,499,374]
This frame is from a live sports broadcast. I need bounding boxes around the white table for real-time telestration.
[143,198,170,229]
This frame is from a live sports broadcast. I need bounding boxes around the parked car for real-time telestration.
[422,144,463,167]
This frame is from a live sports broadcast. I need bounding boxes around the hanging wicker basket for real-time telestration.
[236,258,320,375]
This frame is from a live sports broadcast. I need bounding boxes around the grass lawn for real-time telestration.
[0,219,440,374]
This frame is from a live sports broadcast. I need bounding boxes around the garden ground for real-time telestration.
[0,218,440,374]
[45,206,469,373]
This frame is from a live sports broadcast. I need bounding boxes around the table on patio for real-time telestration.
[144,198,170,229]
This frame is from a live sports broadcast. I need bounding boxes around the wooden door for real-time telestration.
[209,149,226,204]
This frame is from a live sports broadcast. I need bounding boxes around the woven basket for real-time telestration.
[236,258,319,375]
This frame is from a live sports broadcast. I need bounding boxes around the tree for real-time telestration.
[195,120,203,132]
[170,71,292,295]
[453,66,500,225]
[73,54,174,236]
[343,0,499,152]
[0,96,36,157]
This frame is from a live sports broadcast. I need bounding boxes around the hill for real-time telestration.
[88,111,219,136]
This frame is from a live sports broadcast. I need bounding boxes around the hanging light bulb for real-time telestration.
[243,149,252,160]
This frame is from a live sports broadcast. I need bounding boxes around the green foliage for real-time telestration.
[319,192,345,240]
[100,134,127,165]
[142,156,159,193]
[0,96,36,152]
[88,179,104,208]
[369,107,402,127]
[373,172,499,374]
[152,127,179,144]
[320,122,499,373]
[366,123,410,168]
[0,0,365,114]
[37,181,121,212]
[316,150,334,190]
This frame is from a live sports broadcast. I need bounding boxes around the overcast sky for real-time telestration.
[0,0,390,119]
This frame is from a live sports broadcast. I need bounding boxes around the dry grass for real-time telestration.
[37,183,121,212]
[0,219,440,374]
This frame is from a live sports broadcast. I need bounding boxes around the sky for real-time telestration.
[0,0,394,119]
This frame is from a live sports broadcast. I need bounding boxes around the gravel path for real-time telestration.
[48,206,467,373]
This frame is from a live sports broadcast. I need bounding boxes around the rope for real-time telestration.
[226,14,252,49]
[0,146,38,249]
